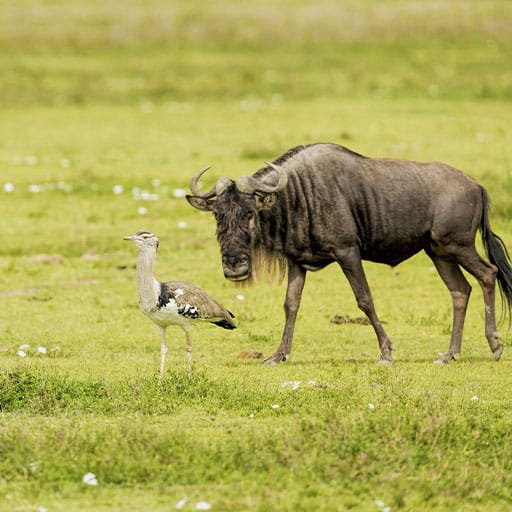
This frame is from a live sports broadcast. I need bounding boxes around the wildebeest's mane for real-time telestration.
[252,145,309,178]
[255,143,366,177]
[272,144,310,166]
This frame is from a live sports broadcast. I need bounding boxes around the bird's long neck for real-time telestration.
[135,246,160,312]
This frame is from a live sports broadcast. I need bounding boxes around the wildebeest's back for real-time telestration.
[264,143,482,266]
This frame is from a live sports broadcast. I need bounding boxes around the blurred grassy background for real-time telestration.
[2,1,512,106]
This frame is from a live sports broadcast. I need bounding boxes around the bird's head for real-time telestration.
[123,231,160,251]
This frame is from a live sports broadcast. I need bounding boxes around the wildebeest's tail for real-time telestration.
[480,187,512,325]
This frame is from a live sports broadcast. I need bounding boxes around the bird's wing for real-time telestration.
[161,281,235,327]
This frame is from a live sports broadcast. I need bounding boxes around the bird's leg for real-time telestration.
[158,326,168,381]
[184,327,193,374]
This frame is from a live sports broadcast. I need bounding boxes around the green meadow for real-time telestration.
[1,1,512,510]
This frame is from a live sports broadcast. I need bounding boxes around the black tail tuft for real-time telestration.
[212,310,236,330]
[213,319,236,330]
[480,188,512,326]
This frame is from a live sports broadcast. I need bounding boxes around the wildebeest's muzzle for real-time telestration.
[222,253,251,281]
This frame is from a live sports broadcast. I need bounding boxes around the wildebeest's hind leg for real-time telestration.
[426,251,472,364]
[455,247,503,361]
[263,261,307,365]
[335,247,394,363]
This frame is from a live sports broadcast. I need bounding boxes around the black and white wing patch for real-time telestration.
[157,283,199,319]
[158,281,235,328]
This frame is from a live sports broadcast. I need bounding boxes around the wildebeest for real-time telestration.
[186,143,512,365]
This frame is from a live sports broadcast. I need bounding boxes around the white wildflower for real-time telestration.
[236,294,245,301]
[375,499,390,512]
[20,343,30,351]
[17,350,27,357]
[37,346,47,354]
[471,395,479,401]
[271,404,280,409]
[177,221,187,229]
[281,381,300,390]
[112,185,124,195]
[3,183,14,193]
[173,188,187,198]
[368,403,376,410]
[195,502,212,510]
[82,472,98,486]
[138,207,148,215]
[29,184,43,193]
[176,497,188,509]
[138,190,159,201]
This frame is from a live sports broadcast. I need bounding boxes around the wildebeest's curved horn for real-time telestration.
[236,162,288,194]
[189,166,217,198]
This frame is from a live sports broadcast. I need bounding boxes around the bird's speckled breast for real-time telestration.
[143,298,186,327]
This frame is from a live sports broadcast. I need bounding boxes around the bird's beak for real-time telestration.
[123,235,135,241]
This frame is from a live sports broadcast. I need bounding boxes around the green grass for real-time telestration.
[2,1,512,510]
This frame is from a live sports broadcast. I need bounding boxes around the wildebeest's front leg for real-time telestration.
[335,247,394,363]
[263,261,306,365]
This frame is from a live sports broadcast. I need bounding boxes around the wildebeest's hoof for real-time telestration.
[262,352,287,365]
[434,351,459,364]
[377,353,393,366]
[493,343,504,361]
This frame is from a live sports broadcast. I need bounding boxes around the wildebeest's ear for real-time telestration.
[186,195,215,212]
[254,192,277,211]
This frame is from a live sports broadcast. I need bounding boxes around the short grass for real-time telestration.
[1,1,512,511]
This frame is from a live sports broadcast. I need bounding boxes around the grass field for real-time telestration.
[2,1,512,511]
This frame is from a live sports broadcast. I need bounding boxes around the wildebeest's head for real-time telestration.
[186,163,287,281]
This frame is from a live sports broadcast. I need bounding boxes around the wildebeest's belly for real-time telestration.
[294,251,335,271]
[360,234,429,266]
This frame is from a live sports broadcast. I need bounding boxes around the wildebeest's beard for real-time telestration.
[214,191,258,281]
